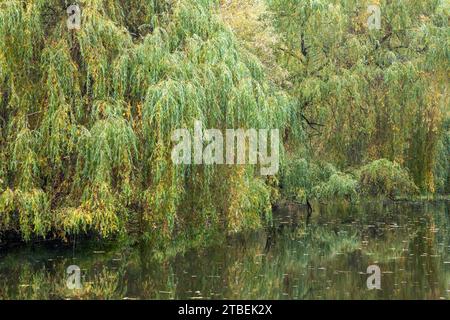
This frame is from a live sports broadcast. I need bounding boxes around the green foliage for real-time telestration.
[281,157,358,203]
[268,0,449,193]
[358,159,419,198]
[312,172,358,202]
[0,0,293,241]
[281,157,320,203]
[433,117,450,194]
[218,0,288,85]
[281,157,423,202]
[0,188,50,240]
[0,0,447,244]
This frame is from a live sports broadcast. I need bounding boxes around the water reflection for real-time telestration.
[0,201,449,299]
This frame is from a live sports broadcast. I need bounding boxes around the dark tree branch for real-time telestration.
[301,114,324,130]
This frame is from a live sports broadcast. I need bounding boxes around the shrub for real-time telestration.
[358,159,419,198]
[281,157,358,203]
[312,173,358,202]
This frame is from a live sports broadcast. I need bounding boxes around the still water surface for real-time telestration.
[0,201,449,299]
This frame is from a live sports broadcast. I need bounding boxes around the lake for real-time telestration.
[0,200,449,299]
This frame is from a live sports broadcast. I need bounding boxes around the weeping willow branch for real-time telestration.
[0,0,298,242]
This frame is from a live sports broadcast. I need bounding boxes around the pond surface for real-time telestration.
[0,201,449,299]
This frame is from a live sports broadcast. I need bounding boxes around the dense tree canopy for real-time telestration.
[267,0,449,193]
[0,0,448,243]
[0,0,298,242]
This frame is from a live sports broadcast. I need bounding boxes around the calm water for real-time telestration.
[0,201,449,300]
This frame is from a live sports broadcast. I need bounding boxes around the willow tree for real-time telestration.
[268,0,449,193]
[0,0,297,242]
